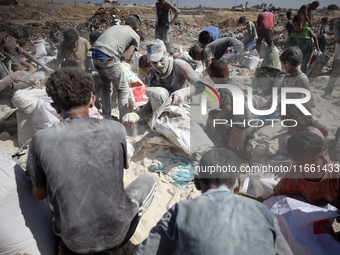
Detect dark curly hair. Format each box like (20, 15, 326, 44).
(46, 68, 94, 111)
(0, 20, 23, 39)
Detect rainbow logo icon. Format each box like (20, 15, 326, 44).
(199, 84, 222, 107)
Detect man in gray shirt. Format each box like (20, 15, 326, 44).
(92, 14, 143, 120)
(134, 148, 292, 255)
(26, 67, 157, 254)
(189, 37, 244, 69)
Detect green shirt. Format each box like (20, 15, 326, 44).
(247, 21, 258, 40)
(290, 27, 315, 39)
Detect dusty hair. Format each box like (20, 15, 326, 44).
(198, 148, 240, 188)
(287, 131, 327, 161)
(189, 44, 203, 59)
(280, 46, 303, 66)
(125, 14, 142, 30)
(46, 68, 94, 111)
(63, 27, 79, 43)
(0, 20, 23, 39)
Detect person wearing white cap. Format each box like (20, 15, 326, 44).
(122, 39, 204, 125)
(91, 14, 143, 121)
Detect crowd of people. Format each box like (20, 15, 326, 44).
(1, 0, 340, 254)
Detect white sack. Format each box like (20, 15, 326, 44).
(150, 97, 214, 154)
(11, 88, 48, 115)
(264, 195, 340, 255)
(32, 97, 61, 131)
(0, 152, 56, 255)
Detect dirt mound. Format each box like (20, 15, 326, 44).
(77, 7, 130, 32)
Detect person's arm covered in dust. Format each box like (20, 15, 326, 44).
(122, 45, 137, 62)
(20, 58, 35, 74)
(0, 71, 30, 92)
(166, 1, 180, 26)
(171, 60, 205, 105)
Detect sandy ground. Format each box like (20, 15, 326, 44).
(1, 2, 340, 254)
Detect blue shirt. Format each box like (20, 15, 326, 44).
(203, 26, 221, 42)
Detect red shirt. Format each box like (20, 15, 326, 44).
(257, 12, 275, 30)
(274, 164, 340, 209)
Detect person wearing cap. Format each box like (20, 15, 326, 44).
(155, 0, 180, 43)
(188, 37, 244, 70)
(53, 27, 91, 69)
(92, 14, 143, 120)
(133, 148, 293, 255)
(255, 8, 275, 53)
(122, 39, 204, 125)
(297, 1, 320, 27)
(198, 26, 221, 46)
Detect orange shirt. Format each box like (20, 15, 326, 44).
(274, 164, 340, 209)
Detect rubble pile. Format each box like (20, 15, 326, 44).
(76, 7, 131, 32)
